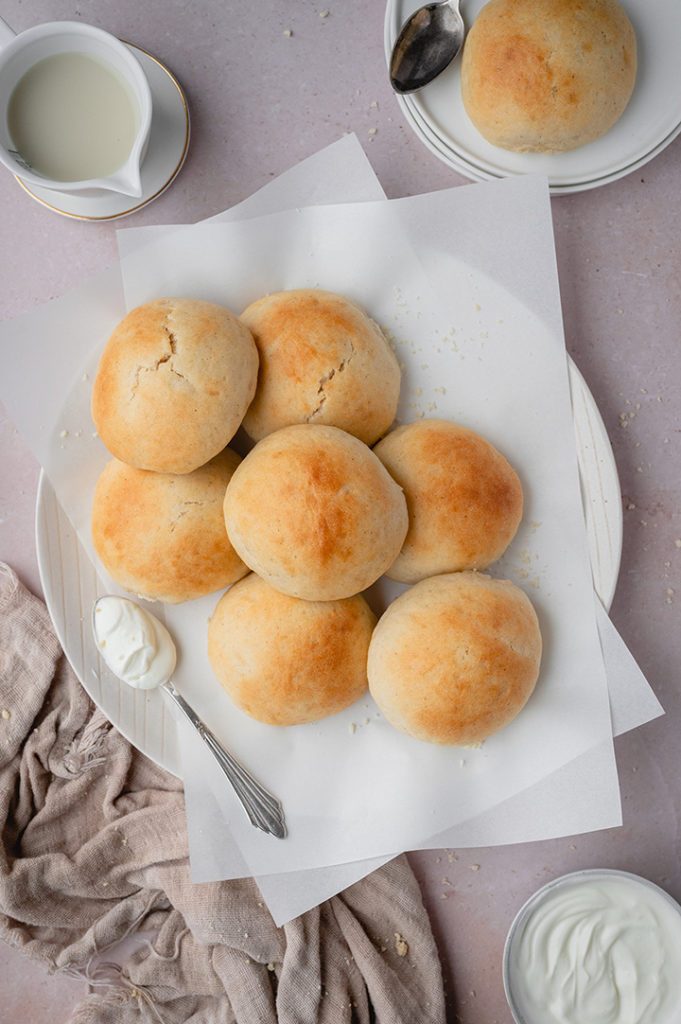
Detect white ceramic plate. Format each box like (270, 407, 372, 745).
(35, 357, 622, 779)
(385, 0, 681, 193)
(15, 43, 190, 220)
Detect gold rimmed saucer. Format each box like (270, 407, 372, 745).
(15, 42, 190, 221)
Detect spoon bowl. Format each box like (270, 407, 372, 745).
(92, 595, 287, 839)
(390, 0, 465, 94)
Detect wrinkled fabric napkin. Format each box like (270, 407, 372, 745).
(0, 563, 446, 1024)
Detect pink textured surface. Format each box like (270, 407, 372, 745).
(1, 3, 680, 1022)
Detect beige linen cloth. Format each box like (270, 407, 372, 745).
(0, 563, 446, 1024)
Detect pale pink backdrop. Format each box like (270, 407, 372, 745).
(1, 2, 680, 1021)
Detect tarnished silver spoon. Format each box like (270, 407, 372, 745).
(390, 0, 465, 94)
(92, 595, 287, 839)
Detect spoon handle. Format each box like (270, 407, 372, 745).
(162, 680, 287, 839)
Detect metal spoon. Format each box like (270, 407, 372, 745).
(92, 595, 287, 839)
(390, 0, 465, 94)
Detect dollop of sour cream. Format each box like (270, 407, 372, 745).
(93, 596, 176, 690)
(508, 874, 681, 1024)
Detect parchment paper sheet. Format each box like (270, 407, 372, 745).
(0, 136, 662, 925)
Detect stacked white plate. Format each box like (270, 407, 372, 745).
(385, 0, 681, 194)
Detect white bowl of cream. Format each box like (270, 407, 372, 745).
(503, 869, 681, 1024)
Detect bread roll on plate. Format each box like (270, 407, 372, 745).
(367, 571, 542, 746)
(461, 0, 637, 153)
(223, 423, 409, 601)
(373, 418, 523, 583)
(92, 449, 248, 604)
(208, 573, 375, 726)
(92, 297, 259, 475)
(240, 289, 400, 445)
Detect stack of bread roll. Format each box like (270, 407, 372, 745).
(91, 288, 541, 745)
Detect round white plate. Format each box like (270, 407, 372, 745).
(15, 43, 190, 220)
(35, 359, 622, 779)
(385, 0, 681, 194)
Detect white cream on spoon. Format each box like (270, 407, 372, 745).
(92, 596, 287, 839)
(93, 594, 176, 690)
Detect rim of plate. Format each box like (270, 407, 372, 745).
(385, 0, 681, 194)
(399, 90, 681, 194)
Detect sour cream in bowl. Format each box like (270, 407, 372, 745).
(503, 869, 681, 1024)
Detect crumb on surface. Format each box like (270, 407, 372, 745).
(394, 932, 409, 957)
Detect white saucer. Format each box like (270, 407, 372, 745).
(385, 0, 681, 194)
(15, 43, 190, 220)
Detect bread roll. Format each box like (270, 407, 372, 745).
(223, 423, 409, 601)
(240, 289, 400, 445)
(91, 297, 259, 474)
(92, 450, 248, 603)
(208, 573, 375, 725)
(373, 418, 523, 583)
(461, 0, 637, 153)
(367, 572, 542, 746)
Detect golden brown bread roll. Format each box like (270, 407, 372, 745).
(240, 289, 400, 445)
(223, 423, 409, 601)
(460, 0, 637, 153)
(367, 571, 542, 746)
(373, 418, 523, 583)
(91, 297, 259, 475)
(207, 573, 376, 725)
(92, 450, 248, 603)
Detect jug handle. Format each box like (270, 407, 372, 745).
(0, 17, 16, 49)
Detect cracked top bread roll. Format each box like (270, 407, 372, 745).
(92, 449, 248, 604)
(373, 418, 523, 584)
(91, 297, 259, 475)
(223, 424, 409, 601)
(461, 0, 637, 153)
(367, 572, 542, 746)
(207, 573, 375, 726)
(239, 289, 400, 446)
